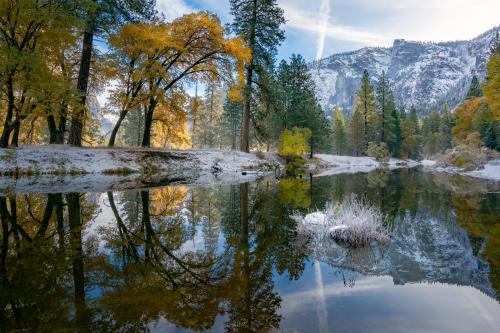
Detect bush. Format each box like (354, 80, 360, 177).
(292, 195, 389, 247)
(367, 142, 390, 162)
(435, 141, 487, 171)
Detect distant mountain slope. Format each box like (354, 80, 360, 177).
(310, 27, 498, 117)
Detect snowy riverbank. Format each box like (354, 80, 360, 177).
(422, 158, 500, 182)
(314, 154, 419, 176)
(0, 146, 498, 195)
(0, 145, 279, 176)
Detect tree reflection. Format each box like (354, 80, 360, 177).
(0, 170, 498, 332)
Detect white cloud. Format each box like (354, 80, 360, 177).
(281, 2, 391, 46)
(156, 0, 194, 21)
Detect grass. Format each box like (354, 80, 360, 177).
(292, 195, 389, 247)
(102, 167, 136, 176)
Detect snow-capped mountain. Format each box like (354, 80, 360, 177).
(310, 27, 498, 117)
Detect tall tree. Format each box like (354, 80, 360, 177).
(221, 96, 243, 150)
(376, 71, 396, 145)
(67, 0, 156, 146)
(332, 106, 347, 155)
(353, 70, 377, 154)
(388, 108, 403, 157)
(439, 102, 455, 151)
(349, 109, 365, 156)
(229, 0, 286, 152)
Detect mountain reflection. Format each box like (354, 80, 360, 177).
(0, 169, 499, 332)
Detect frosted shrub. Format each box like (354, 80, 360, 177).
(292, 195, 389, 247)
(367, 142, 390, 162)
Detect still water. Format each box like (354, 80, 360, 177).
(0, 168, 499, 332)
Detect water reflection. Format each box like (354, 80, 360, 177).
(0, 169, 499, 332)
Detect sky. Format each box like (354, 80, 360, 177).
(156, 0, 500, 62)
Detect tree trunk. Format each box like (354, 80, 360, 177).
(142, 98, 156, 148)
(48, 102, 67, 144)
(66, 193, 89, 332)
(108, 109, 128, 147)
(240, 65, 253, 153)
(240, 1, 257, 153)
(0, 75, 15, 147)
(68, 29, 94, 146)
(10, 121, 20, 147)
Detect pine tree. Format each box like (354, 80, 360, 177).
(388, 108, 403, 157)
(422, 110, 442, 155)
(439, 102, 455, 151)
(353, 70, 377, 154)
(221, 96, 243, 150)
(229, 0, 286, 152)
(376, 71, 397, 145)
(349, 109, 365, 156)
(490, 30, 500, 55)
(401, 106, 422, 159)
(332, 106, 347, 155)
(466, 75, 483, 98)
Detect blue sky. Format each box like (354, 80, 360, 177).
(156, 0, 500, 62)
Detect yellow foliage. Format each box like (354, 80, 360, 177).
(279, 178, 311, 209)
(150, 186, 188, 216)
(279, 127, 311, 157)
(152, 92, 192, 149)
(482, 54, 500, 120)
(452, 97, 487, 142)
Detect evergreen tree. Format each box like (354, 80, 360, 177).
(257, 54, 329, 156)
(221, 96, 243, 150)
(376, 71, 395, 144)
(332, 106, 347, 155)
(439, 102, 455, 151)
(490, 30, 500, 55)
(466, 75, 483, 98)
(422, 110, 442, 155)
(401, 106, 422, 159)
(353, 70, 377, 154)
(388, 108, 403, 157)
(229, 0, 286, 152)
(349, 109, 365, 156)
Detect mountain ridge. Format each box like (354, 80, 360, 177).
(310, 26, 499, 117)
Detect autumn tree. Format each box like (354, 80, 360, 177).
(0, 0, 78, 147)
(67, 0, 156, 146)
(229, 0, 286, 152)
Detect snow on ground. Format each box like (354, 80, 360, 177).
(465, 159, 500, 181)
(423, 158, 500, 182)
(0, 145, 275, 175)
(421, 159, 437, 167)
(314, 154, 418, 176)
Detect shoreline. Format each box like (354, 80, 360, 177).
(0, 146, 498, 195)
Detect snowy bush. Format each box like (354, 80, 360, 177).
(292, 195, 389, 247)
(367, 142, 390, 162)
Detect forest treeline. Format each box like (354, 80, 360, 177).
(0, 0, 499, 162)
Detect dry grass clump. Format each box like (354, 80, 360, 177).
(292, 195, 389, 247)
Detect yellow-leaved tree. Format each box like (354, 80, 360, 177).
(106, 12, 250, 148)
(279, 127, 311, 175)
(482, 54, 500, 121)
(279, 127, 311, 157)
